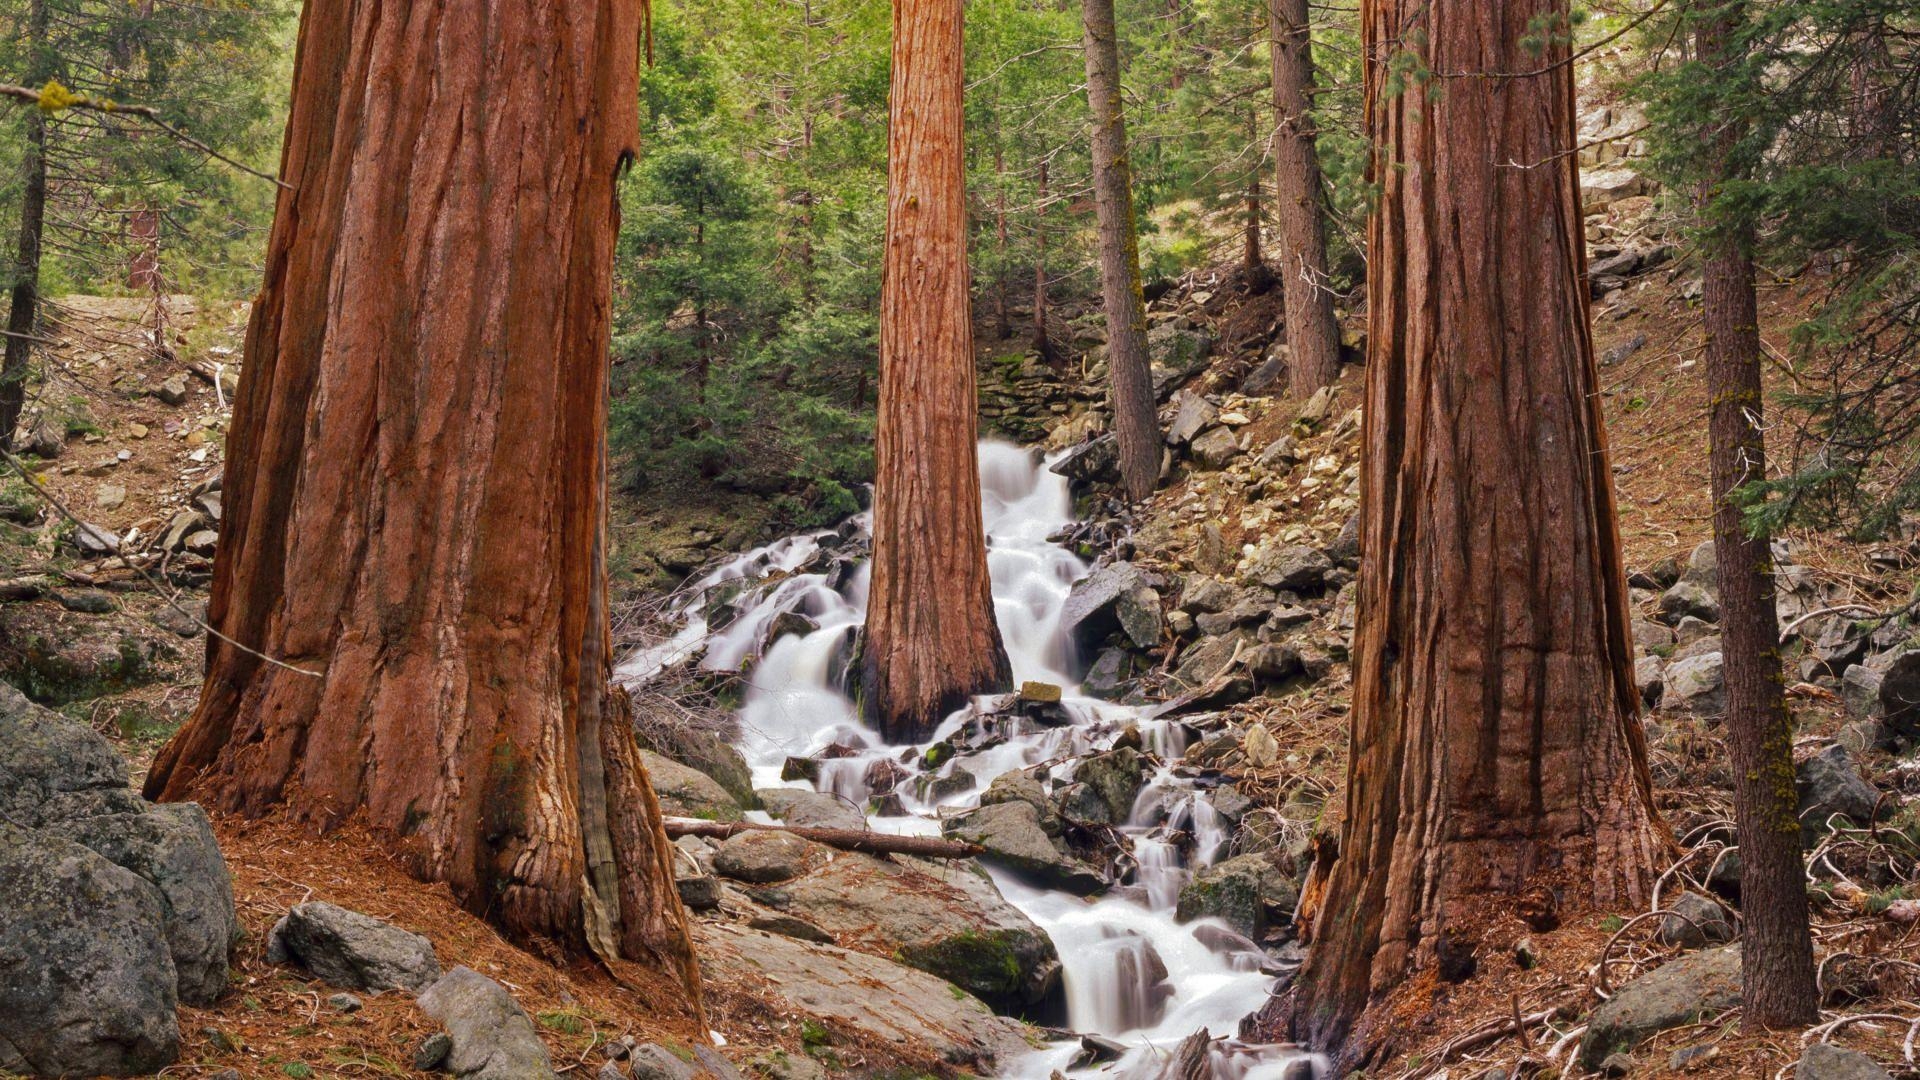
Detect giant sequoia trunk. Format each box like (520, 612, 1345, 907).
(143, 0, 702, 1011)
(1268, 0, 1340, 398)
(1081, 0, 1160, 504)
(0, 0, 49, 453)
(1269, 0, 1664, 1064)
(862, 0, 1011, 744)
(1695, 8, 1819, 1030)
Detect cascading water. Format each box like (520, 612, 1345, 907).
(618, 442, 1322, 1079)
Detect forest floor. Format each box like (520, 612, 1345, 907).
(5, 211, 1920, 1079)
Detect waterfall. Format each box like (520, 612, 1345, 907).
(621, 441, 1323, 1079)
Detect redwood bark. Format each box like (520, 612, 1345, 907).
(1696, 7, 1819, 1029)
(1268, 0, 1340, 398)
(1269, 1, 1665, 1065)
(1081, 0, 1160, 504)
(862, 0, 1011, 744)
(142, 0, 701, 1011)
(0, 0, 49, 453)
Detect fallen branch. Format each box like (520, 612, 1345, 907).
(661, 817, 983, 860)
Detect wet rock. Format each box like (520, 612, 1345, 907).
(642, 750, 744, 822)
(942, 801, 1105, 895)
(0, 822, 181, 1077)
(1661, 653, 1726, 716)
(1072, 748, 1145, 824)
(693, 923, 1030, 1070)
(770, 852, 1062, 1015)
(1175, 853, 1299, 939)
(764, 610, 818, 647)
(417, 966, 557, 1080)
(1579, 946, 1741, 1070)
(266, 901, 441, 992)
(1243, 542, 1331, 593)
(1798, 745, 1883, 841)
(712, 830, 825, 884)
(1084, 648, 1138, 701)
(1796, 1043, 1891, 1080)
(1657, 893, 1734, 950)
(758, 789, 866, 831)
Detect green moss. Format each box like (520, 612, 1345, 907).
(898, 929, 1025, 998)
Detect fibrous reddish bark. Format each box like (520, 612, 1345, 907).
(143, 0, 701, 1011)
(862, 0, 1011, 744)
(1268, 0, 1339, 397)
(1267, 1, 1665, 1065)
(1695, 6, 1818, 1030)
(1081, 0, 1160, 504)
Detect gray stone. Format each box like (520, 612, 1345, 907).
(1175, 853, 1298, 939)
(1579, 946, 1741, 1070)
(1662, 653, 1726, 716)
(0, 822, 181, 1077)
(1051, 434, 1120, 489)
(1072, 748, 1145, 824)
(266, 901, 441, 992)
(1635, 656, 1666, 707)
(1061, 562, 1161, 652)
(1798, 745, 1883, 839)
(69, 521, 120, 554)
(1660, 580, 1721, 624)
(1244, 542, 1331, 593)
(155, 374, 190, 405)
(1189, 426, 1242, 469)
(414, 1032, 455, 1071)
(943, 800, 1105, 895)
(1657, 893, 1734, 950)
(747, 1049, 830, 1080)
(643, 750, 744, 822)
(747, 913, 837, 945)
(1180, 575, 1236, 614)
(1167, 392, 1218, 446)
(417, 966, 557, 1079)
(1684, 540, 1718, 587)
(757, 788, 866, 831)
(1632, 619, 1676, 654)
(693, 923, 1029, 1070)
(1673, 634, 1722, 661)
(0, 682, 130, 821)
(328, 992, 363, 1013)
(712, 829, 824, 884)
(1797, 1042, 1892, 1080)
(1880, 651, 1920, 743)
(676, 876, 723, 911)
(1843, 664, 1886, 721)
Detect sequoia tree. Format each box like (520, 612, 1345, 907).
(861, 0, 1012, 743)
(143, 0, 702, 1010)
(1081, 0, 1161, 503)
(1269, 0, 1665, 1063)
(1692, 2, 1819, 1027)
(1268, 0, 1341, 397)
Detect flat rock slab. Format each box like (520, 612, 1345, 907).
(1798, 1042, 1892, 1080)
(694, 923, 1031, 1070)
(268, 901, 442, 992)
(1580, 946, 1741, 1070)
(417, 966, 557, 1079)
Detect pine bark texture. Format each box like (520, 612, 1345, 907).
(1271, 1, 1665, 1064)
(863, 0, 1011, 744)
(1081, 0, 1161, 505)
(1696, 7, 1820, 1029)
(142, 0, 701, 1010)
(0, 0, 49, 453)
(1268, 0, 1340, 398)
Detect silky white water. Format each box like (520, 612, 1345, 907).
(618, 441, 1321, 1079)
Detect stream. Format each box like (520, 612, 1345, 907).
(618, 442, 1321, 1079)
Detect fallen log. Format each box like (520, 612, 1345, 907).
(662, 817, 983, 859)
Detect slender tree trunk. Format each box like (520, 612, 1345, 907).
(1696, 7, 1819, 1030)
(1032, 158, 1055, 363)
(994, 143, 1013, 341)
(1267, 1, 1665, 1066)
(1269, 0, 1340, 398)
(1081, 0, 1160, 504)
(0, 0, 50, 453)
(862, 0, 1011, 744)
(1242, 109, 1273, 294)
(143, 0, 702, 1011)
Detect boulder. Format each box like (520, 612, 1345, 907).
(767, 852, 1062, 1015)
(693, 923, 1029, 1070)
(266, 901, 441, 992)
(1243, 542, 1331, 593)
(1189, 426, 1242, 469)
(758, 788, 866, 831)
(1180, 575, 1237, 615)
(1175, 853, 1299, 939)
(1659, 580, 1721, 624)
(0, 823, 181, 1078)
(1880, 651, 1920, 742)
(1635, 656, 1666, 708)
(1167, 393, 1219, 447)
(1798, 745, 1883, 840)
(712, 829, 825, 884)
(1657, 893, 1734, 950)
(643, 750, 745, 822)
(942, 801, 1105, 895)
(1661, 653, 1726, 716)
(1061, 562, 1161, 652)
(1579, 946, 1741, 1070)
(1842, 665, 1885, 722)
(1051, 435, 1120, 491)
(1797, 1043, 1892, 1080)
(1071, 748, 1146, 824)
(417, 966, 557, 1080)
